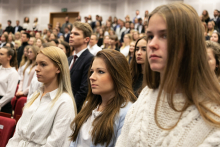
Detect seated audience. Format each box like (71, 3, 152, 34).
(206, 41, 220, 80)
(13, 20, 23, 34)
(17, 45, 30, 80)
(5, 20, 14, 34)
(70, 49, 136, 147)
(116, 3, 220, 147)
(17, 33, 30, 67)
(14, 40, 21, 50)
(126, 41, 135, 63)
(23, 17, 30, 31)
(28, 37, 36, 45)
(0, 34, 8, 48)
(8, 34, 15, 45)
(202, 10, 210, 24)
(16, 46, 39, 97)
(210, 31, 220, 44)
(101, 35, 110, 49)
(88, 34, 102, 56)
(109, 35, 119, 51)
(58, 40, 72, 57)
(207, 21, 216, 36)
(15, 32, 21, 41)
(32, 17, 38, 31)
(35, 32, 41, 39)
(120, 34, 131, 57)
(0, 46, 19, 114)
(36, 38, 45, 48)
(7, 46, 76, 147)
(64, 27, 70, 43)
(130, 37, 146, 97)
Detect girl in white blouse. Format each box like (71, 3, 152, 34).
(32, 17, 38, 31)
(17, 45, 30, 80)
(23, 17, 30, 31)
(116, 3, 220, 147)
(70, 49, 136, 147)
(7, 46, 77, 147)
(16, 46, 39, 97)
(0, 46, 19, 114)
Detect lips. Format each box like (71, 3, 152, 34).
(91, 84, 98, 87)
(137, 57, 142, 60)
(150, 54, 161, 59)
(36, 74, 41, 78)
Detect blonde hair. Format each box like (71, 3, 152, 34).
(23, 46, 39, 75)
(120, 34, 132, 49)
(145, 2, 220, 130)
(30, 37, 36, 45)
(206, 41, 220, 79)
(0, 23, 2, 29)
(14, 40, 21, 48)
(24, 47, 77, 114)
(20, 45, 31, 67)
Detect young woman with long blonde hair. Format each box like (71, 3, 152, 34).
(7, 46, 76, 147)
(116, 3, 220, 147)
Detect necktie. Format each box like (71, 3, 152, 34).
(70, 55, 78, 70)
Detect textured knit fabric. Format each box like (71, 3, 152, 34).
(116, 86, 220, 147)
(6, 86, 75, 147)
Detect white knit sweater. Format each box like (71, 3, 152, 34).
(116, 86, 220, 147)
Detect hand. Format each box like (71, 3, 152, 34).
(16, 91, 24, 97)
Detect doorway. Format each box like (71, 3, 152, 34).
(49, 12, 79, 29)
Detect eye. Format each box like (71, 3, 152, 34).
(98, 70, 105, 74)
(90, 70, 94, 75)
(135, 47, 139, 51)
(147, 35, 153, 40)
(161, 34, 167, 39)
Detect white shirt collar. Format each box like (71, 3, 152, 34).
(38, 85, 58, 100)
(73, 47, 87, 58)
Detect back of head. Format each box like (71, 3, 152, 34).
(72, 21, 93, 38)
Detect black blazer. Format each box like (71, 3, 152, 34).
(64, 33, 70, 43)
(68, 49, 94, 113)
(120, 29, 130, 43)
(13, 26, 23, 34)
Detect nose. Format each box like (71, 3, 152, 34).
(148, 36, 159, 50)
(35, 64, 40, 72)
(89, 71, 96, 81)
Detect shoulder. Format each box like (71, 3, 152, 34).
(9, 67, 19, 76)
(118, 102, 133, 119)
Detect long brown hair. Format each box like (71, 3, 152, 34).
(144, 2, 220, 130)
(70, 49, 136, 146)
(130, 36, 147, 86)
(20, 45, 31, 67)
(1, 46, 18, 70)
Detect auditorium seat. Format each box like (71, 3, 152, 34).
(14, 97, 27, 120)
(0, 116, 16, 147)
(0, 112, 11, 118)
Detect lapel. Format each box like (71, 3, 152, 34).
(68, 55, 74, 65)
(70, 49, 89, 73)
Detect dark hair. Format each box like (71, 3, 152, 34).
(70, 49, 136, 146)
(130, 36, 147, 95)
(59, 40, 71, 57)
(4, 43, 14, 48)
(212, 32, 220, 44)
(51, 39, 59, 45)
(24, 17, 29, 23)
(23, 32, 30, 39)
(7, 20, 11, 24)
(1, 46, 18, 69)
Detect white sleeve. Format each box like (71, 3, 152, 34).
(40, 99, 76, 147)
(0, 72, 19, 108)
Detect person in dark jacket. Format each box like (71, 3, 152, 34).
(5, 20, 14, 34)
(17, 33, 30, 67)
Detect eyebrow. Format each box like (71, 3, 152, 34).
(146, 29, 167, 34)
(36, 61, 47, 64)
(90, 68, 106, 70)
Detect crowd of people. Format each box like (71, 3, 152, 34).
(0, 2, 220, 147)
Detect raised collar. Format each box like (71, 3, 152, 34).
(38, 85, 58, 100)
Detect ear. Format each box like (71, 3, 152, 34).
(56, 67, 61, 74)
(7, 55, 12, 61)
(84, 37, 90, 44)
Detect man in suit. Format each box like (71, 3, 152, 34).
(14, 20, 23, 34)
(61, 16, 73, 34)
(64, 27, 70, 43)
(120, 22, 131, 43)
(17, 33, 30, 67)
(211, 9, 220, 32)
(68, 21, 94, 113)
(5, 20, 14, 34)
